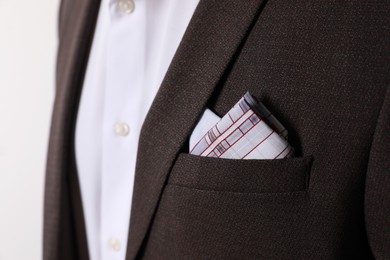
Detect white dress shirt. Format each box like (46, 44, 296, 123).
(75, 0, 199, 259)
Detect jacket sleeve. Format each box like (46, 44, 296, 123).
(365, 85, 390, 258)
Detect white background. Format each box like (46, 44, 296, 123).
(0, 0, 60, 259)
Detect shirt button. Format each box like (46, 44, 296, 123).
(118, 0, 135, 14)
(108, 238, 121, 252)
(114, 122, 130, 136)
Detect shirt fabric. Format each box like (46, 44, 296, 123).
(74, 0, 199, 259)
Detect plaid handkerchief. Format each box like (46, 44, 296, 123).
(190, 92, 294, 160)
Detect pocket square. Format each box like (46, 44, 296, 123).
(190, 92, 294, 160)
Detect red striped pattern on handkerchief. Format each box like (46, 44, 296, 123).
(190, 92, 293, 160)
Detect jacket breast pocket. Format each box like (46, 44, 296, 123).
(143, 154, 314, 259)
(167, 153, 313, 193)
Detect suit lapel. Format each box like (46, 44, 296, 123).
(44, 0, 100, 259)
(126, 0, 268, 258)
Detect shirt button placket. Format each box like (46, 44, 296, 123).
(114, 122, 130, 136)
(118, 0, 135, 14)
(108, 238, 121, 252)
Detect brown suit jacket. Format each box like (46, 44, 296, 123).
(44, 0, 390, 259)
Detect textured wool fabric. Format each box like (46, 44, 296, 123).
(365, 86, 390, 258)
(44, 0, 389, 259)
(168, 154, 312, 193)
